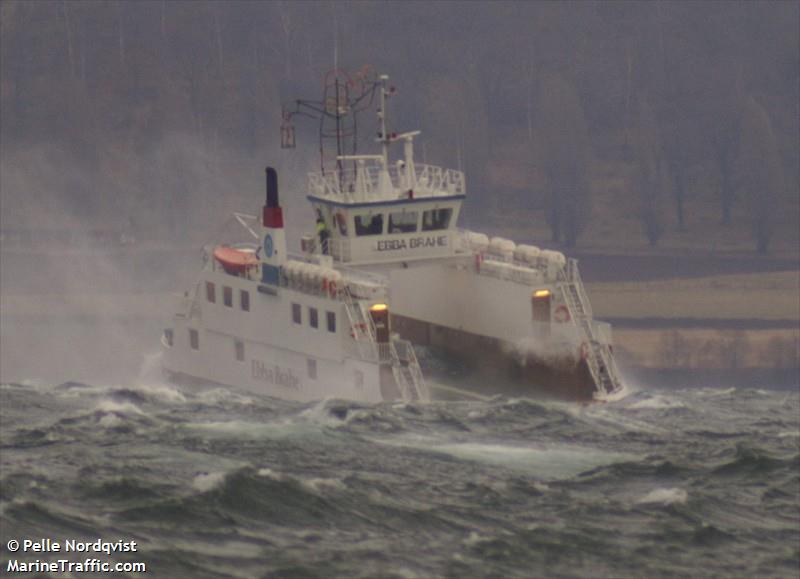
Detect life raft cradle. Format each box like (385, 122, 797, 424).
(559, 258, 623, 398)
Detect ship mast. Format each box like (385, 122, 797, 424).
(378, 74, 389, 169)
(281, 67, 383, 177)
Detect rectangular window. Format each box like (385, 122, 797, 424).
(354, 214, 384, 236)
(292, 303, 302, 325)
(240, 290, 250, 312)
(307, 358, 317, 380)
(163, 328, 173, 347)
(189, 329, 199, 350)
(234, 339, 245, 362)
(422, 208, 452, 231)
(206, 281, 216, 303)
(309, 307, 319, 329)
(326, 311, 336, 333)
(388, 211, 418, 233)
(223, 286, 233, 307)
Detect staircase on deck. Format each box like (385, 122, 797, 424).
(341, 288, 429, 402)
(560, 259, 623, 398)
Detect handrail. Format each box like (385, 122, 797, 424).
(565, 259, 593, 318)
(309, 162, 465, 200)
(340, 290, 428, 401)
(560, 259, 622, 397)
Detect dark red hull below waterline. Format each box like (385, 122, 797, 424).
(392, 314, 599, 402)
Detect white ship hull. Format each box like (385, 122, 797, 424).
(162, 270, 386, 403)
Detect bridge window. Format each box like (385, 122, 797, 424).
(355, 214, 384, 236)
(309, 307, 319, 329)
(206, 282, 216, 303)
(292, 303, 302, 325)
(189, 329, 199, 350)
(307, 358, 317, 379)
(326, 311, 336, 333)
(422, 208, 452, 231)
(163, 328, 173, 347)
(223, 286, 233, 307)
(388, 211, 418, 233)
(240, 290, 250, 312)
(234, 339, 245, 362)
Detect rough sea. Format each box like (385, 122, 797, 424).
(1, 369, 798, 579)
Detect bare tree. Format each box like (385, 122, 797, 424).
(115, 0, 125, 68)
(736, 96, 784, 253)
(534, 72, 591, 247)
(634, 95, 667, 246)
(60, 0, 76, 78)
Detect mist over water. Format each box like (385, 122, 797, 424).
(1, 377, 798, 578)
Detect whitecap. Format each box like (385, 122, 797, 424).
(184, 417, 329, 441)
(256, 468, 282, 480)
(94, 399, 144, 416)
(98, 413, 123, 428)
(256, 468, 345, 494)
(197, 388, 256, 406)
(778, 431, 800, 438)
(601, 382, 634, 403)
(636, 487, 688, 506)
(192, 471, 227, 492)
(127, 381, 186, 403)
(700, 387, 737, 397)
(628, 395, 685, 410)
(300, 477, 346, 494)
(371, 434, 633, 480)
(463, 531, 490, 547)
(298, 398, 346, 427)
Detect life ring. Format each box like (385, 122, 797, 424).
(350, 322, 367, 338)
(579, 342, 590, 360)
(554, 305, 571, 323)
(328, 280, 338, 299)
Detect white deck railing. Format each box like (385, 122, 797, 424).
(309, 162, 465, 201)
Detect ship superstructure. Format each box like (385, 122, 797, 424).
(162, 164, 428, 402)
(162, 69, 623, 402)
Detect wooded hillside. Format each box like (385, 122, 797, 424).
(1, 1, 797, 253)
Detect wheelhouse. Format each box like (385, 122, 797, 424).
(308, 193, 464, 265)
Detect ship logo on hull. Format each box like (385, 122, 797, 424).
(251, 360, 300, 389)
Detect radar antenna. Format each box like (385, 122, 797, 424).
(281, 66, 390, 177)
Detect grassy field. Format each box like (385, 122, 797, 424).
(583, 270, 799, 372)
(586, 271, 800, 321)
(613, 327, 798, 371)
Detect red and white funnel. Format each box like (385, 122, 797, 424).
(261, 167, 286, 285)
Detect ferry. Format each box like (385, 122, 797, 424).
(161, 70, 623, 403)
